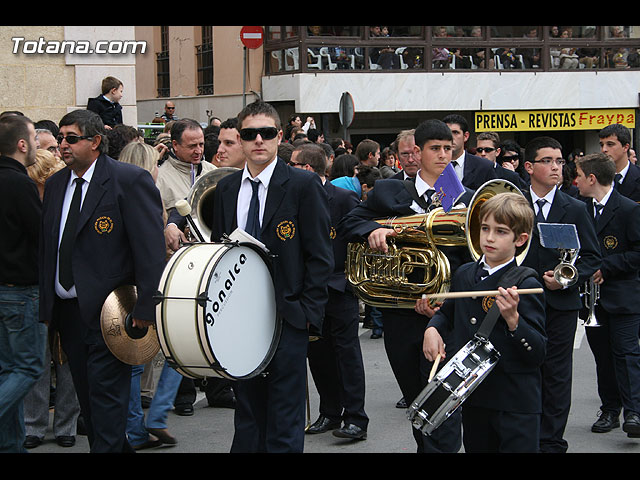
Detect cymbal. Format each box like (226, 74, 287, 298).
(100, 285, 160, 365)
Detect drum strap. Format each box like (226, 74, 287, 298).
(475, 265, 538, 341)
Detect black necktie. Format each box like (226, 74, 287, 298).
(614, 173, 622, 189)
(535, 198, 547, 223)
(59, 178, 84, 290)
(425, 188, 435, 206)
(594, 203, 604, 223)
(474, 262, 489, 283)
(245, 179, 261, 240)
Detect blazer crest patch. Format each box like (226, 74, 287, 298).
(276, 220, 296, 241)
(95, 216, 114, 235)
(603, 235, 618, 250)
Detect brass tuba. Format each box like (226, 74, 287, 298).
(345, 179, 529, 308)
(185, 167, 239, 241)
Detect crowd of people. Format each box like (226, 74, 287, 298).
(2, 73, 640, 454)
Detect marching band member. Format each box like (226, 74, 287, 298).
(521, 136, 601, 453)
(574, 152, 640, 438)
(210, 100, 333, 453)
(38, 109, 165, 452)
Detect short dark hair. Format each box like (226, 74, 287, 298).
(576, 152, 617, 186)
(204, 133, 220, 162)
(414, 119, 453, 149)
(59, 109, 108, 154)
(170, 118, 204, 144)
(0, 114, 33, 156)
(355, 139, 380, 162)
(237, 100, 281, 130)
(443, 113, 469, 133)
(524, 136, 563, 164)
(220, 117, 238, 131)
(292, 143, 326, 174)
(599, 123, 631, 147)
(101, 76, 123, 95)
(356, 165, 382, 188)
(330, 153, 359, 180)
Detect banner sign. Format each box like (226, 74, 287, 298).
(475, 109, 636, 132)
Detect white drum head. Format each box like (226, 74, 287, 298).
(202, 244, 279, 379)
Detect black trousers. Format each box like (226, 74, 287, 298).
(307, 288, 368, 429)
(381, 308, 461, 453)
(55, 297, 134, 453)
(585, 305, 640, 416)
(463, 405, 540, 453)
(230, 320, 308, 453)
(539, 307, 578, 453)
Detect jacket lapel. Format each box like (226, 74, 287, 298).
(596, 189, 619, 234)
(76, 155, 108, 234)
(261, 158, 289, 233)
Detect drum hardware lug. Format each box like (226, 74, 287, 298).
(196, 292, 209, 307)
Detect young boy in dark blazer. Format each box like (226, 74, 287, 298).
(574, 152, 640, 438)
(423, 192, 547, 453)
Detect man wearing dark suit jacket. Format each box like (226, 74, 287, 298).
(391, 129, 419, 181)
(599, 123, 640, 202)
(338, 119, 474, 453)
(574, 152, 640, 438)
(39, 110, 166, 452)
(443, 114, 497, 190)
(290, 143, 369, 440)
(209, 101, 333, 453)
(521, 136, 601, 453)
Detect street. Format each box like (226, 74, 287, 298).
(29, 324, 640, 454)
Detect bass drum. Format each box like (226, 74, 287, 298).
(156, 242, 281, 380)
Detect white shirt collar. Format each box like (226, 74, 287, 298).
(617, 161, 630, 182)
(241, 157, 278, 188)
(479, 255, 516, 276)
(595, 185, 614, 207)
(414, 170, 435, 197)
(68, 157, 98, 187)
(529, 185, 557, 205)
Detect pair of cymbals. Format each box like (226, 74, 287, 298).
(100, 285, 159, 365)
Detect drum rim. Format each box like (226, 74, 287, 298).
(201, 241, 282, 380)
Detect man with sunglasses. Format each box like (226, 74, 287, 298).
(38, 109, 166, 452)
(521, 136, 601, 453)
(476, 131, 527, 190)
(210, 100, 332, 453)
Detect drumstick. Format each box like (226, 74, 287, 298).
(421, 287, 543, 301)
(428, 353, 441, 382)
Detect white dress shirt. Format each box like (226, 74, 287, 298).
(529, 185, 557, 221)
(236, 158, 277, 232)
(55, 159, 97, 298)
(409, 171, 436, 214)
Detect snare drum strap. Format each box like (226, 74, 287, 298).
(475, 265, 538, 340)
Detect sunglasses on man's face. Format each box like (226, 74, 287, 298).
(239, 127, 279, 141)
(56, 134, 95, 145)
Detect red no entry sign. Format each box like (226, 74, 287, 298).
(240, 26, 264, 49)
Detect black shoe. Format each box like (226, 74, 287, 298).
(333, 423, 367, 440)
(591, 410, 620, 433)
(207, 387, 236, 409)
(174, 404, 194, 416)
(56, 435, 76, 447)
(133, 434, 163, 450)
(370, 332, 382, 339)
(306, 415, 341, 434)
(623, 412, 640, 437)
(396, 397, 407, 409)
(141, 396, 152, 409)
(24, 436, 43, 449)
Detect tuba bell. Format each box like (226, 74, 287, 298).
(345, 179, 529, 308)
(185, 167, 239, 241)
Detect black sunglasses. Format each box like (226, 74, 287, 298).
(475, 147, 496, 153)
(57, 134, 95, 145)
(239, 127, 279, 141)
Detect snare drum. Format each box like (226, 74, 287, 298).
(155, 242, 281, 380)
(407, 335, 500, 435)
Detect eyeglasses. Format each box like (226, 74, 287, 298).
(501, 155, 519, 162)
(56, 134, 95, 145)
(532, 158, 566, 166)
(475, 147, 496, 153)
(289, 161, 306, 167)
(239, 127, 279, 141)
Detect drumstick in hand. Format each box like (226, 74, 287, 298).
(428, 353, 442, 382)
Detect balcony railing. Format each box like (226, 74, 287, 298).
(264, 26, 640, 74)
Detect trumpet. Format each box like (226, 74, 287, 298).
(579, 278, 600, 327)
(553, 248, 579, 288)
